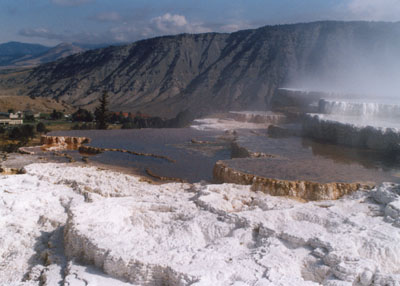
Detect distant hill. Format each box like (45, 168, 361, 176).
(0, 42, 114, 68)
(0, 42, 50, 66)
(11, 43, 85, 67)
(2, 21, 400, 117)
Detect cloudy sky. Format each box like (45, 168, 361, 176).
(1, 0, 400, 46)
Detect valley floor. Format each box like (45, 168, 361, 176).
(1, 162, 400, 286)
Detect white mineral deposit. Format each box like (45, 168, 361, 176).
(1, 163, 400, 285)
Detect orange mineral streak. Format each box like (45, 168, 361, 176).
(40, 135, 91, 151)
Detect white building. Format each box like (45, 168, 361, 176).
(0, 118, 23, 125)
(9, 112, 23, 119)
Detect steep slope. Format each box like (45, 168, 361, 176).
(15, 21, 400, 117)
(25, 33, 228, 115)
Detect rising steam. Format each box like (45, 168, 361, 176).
(288, 22, 400, 100)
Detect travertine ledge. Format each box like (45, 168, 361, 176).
(213, 160, 372, 201)
(230, 142, 274, 158)
(145, 168, 186, 183)
(78, 145, 175, 163)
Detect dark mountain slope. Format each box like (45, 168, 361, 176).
(17, 21, 400, 117)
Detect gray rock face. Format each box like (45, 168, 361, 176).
(18, 21, 400, 117)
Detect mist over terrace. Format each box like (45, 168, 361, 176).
(286, 21, 400, 102)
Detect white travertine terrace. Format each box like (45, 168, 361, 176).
(303, 98, 400, 151)
(1, 163, 400, 285)
(191, 111, 285, 131)
(303, 113, 400, 151)
(318, 99, 400, 119)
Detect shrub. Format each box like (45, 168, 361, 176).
(72, 108, 94, 122)
(51, 110, 64, 120)
(9, 126, 22, 139)
(121, 122, 135, 129)
(36, 122, 47, 133)
(9, 125, 35, 140)
(24, 115, 35, 122)
(40, 113, 50, 120)
(20, 125, 35, 138)
(71, 123, 96, 130)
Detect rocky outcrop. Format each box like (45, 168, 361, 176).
(302, 114, 400, 152)
(213, 161, 371, 201)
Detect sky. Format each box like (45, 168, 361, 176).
(1, 0, 400, 46)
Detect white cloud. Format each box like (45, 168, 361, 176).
(100, 13, 212, 42)
(150, 13, 211, 34)
(19, 27, 65, 40)
(151, 13, 188, 32)
(19, 13, 256, 45)
(346, 0, 400, 21)
(50, 0, 93, 7)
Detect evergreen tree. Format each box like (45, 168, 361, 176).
(95, 91, 109, 129)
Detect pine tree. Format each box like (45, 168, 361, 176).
(95, 91, 109, 129)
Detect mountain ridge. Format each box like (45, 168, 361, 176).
(2, 21, 400, 117)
